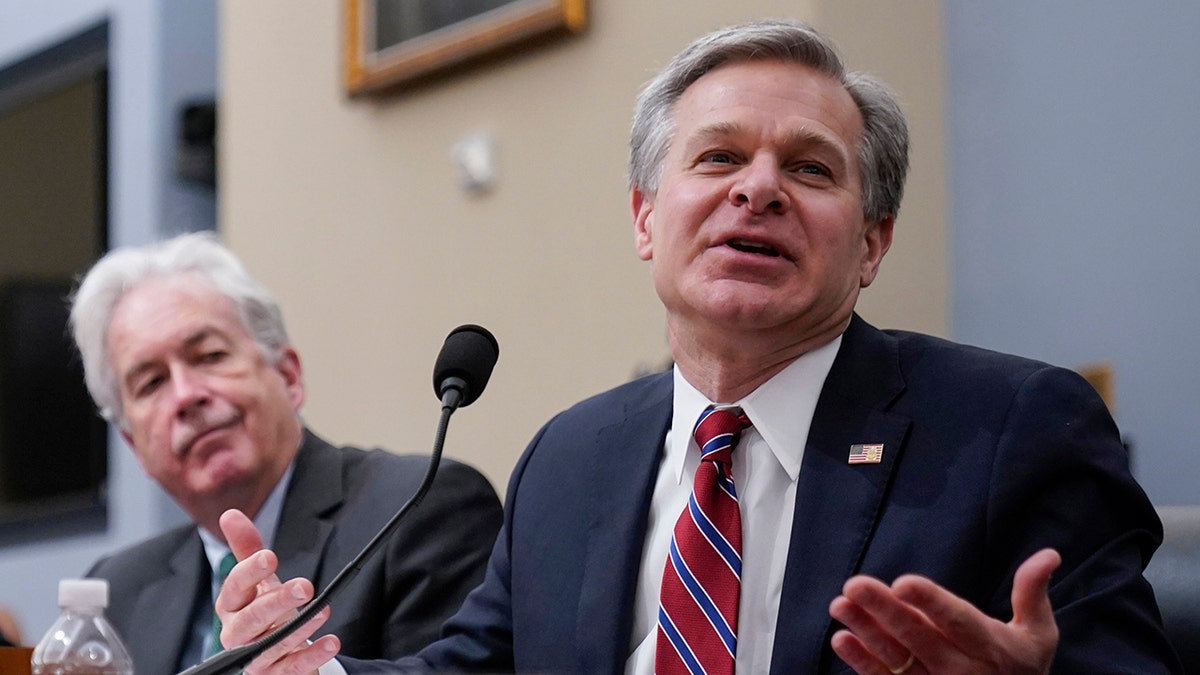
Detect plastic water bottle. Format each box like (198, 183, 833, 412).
(31, 579, 133, 675)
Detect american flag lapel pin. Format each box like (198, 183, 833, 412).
(848, 443, 884, 465)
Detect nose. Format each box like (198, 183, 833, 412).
(729, 155, 790, 214)
(170, 366, 210, 421)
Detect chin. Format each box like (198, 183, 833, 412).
(193, 456, 254, 492)
(704, 293, 796, 324)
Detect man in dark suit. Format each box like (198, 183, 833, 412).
(215, 19, 1180, 674)
(69, 233, 502, 674)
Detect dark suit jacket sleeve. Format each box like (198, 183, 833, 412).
(835, 345, 1180, 673)
(826, 323, 1181, 673)
(371, 459, 506, 659)
(985, 366, 1180, 673)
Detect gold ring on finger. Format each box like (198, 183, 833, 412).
(889, 653, 915, 674)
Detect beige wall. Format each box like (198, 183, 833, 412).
(219, 0, 947, 491)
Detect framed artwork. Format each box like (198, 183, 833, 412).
(344, 0, 587, 96)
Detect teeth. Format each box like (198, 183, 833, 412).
(728, 239, 780, 257)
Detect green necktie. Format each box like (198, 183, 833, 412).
(207, 552, 237, 657)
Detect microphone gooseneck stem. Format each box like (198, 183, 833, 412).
(440, 376, 468, 411)
(177, 403, 455, 675)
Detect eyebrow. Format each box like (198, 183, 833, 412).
(182, 327, 220, 350)
(685, 121, 853, 170)
(120, 327, 223, 391)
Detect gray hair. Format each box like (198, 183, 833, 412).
(69, 232, 290, 427)
(628, 18, 909, 222)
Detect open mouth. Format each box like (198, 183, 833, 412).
(727, 238, 781, 257)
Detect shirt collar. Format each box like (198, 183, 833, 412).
(668, 334, 842, 484)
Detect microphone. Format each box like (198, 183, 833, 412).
(433, 324, 500, 411)
(178, 324, 499, 675)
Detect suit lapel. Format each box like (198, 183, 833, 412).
(575, 373, 673, 674)
(127, 532, 207, 674)
(770, 315, 912, 674)
(273, 430, 345, 584)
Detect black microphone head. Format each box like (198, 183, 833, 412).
(433, 324, 499, 408)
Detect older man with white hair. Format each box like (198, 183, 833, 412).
(71, 232, 503, 674)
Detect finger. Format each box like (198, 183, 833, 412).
(830, 628, 881, 674)
(830, 590, 913, 669)
(215, 550, 283, 649)
(892, 572, 994, 649)
(890, 549, 1060, 654)
(842, 574, 944, 642)
(1010, 548, 1060, 635)
(831, 628, 914, 675)
(843, 574, 971, 674)
(217, 549, 282, 616)
(223, 576, 313, 647)
(221, 508, 265, 561)
(247, 634, 341, 675)
(253, 605, 333, 667)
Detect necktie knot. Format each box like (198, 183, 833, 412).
(693, 406, 751, 466)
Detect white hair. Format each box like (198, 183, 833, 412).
(69, 232, 289, 427)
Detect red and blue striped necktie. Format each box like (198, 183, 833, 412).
(656, 406, 751, 675)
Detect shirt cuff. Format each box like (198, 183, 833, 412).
(318, 657, 347, 675)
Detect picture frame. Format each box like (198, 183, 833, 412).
(343, 0, 587, 96)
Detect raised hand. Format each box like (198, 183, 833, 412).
(215, 508, 342, 675)
(829, 548, 1061, 675)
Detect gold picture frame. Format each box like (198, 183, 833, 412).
(1076, 361, 1116, 414)
(344, 0, 587, 96)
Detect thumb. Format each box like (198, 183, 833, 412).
(220, 508, 264, 562)
(1011, 548, 1061, 631)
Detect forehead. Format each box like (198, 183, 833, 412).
(672, 59, 863, 152)
(107, 275, 246, 365)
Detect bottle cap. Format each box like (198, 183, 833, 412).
(58, 579, 109, 608)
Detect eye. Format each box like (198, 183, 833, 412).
(133, 374, 165, 398)
(699, 150, 737, 165)
(792, 162, 832, 178)
(199, 350, 228, 364)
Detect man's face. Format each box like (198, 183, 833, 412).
(633, 60, 892, 343)
(106, 274, 304, 520)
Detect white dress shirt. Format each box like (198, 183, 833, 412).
(625, 336, 841, 674)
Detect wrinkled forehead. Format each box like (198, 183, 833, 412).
(672, 59, 863, 157)
(107, 275, 243, 362)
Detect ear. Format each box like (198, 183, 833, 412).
(632, 188, 655, 261)
(859, 215, 895, 288)
(275, 346, 306, 410)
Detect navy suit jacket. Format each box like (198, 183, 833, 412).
(88, 430, 502, 674)
(345, 316, 1180, 674)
